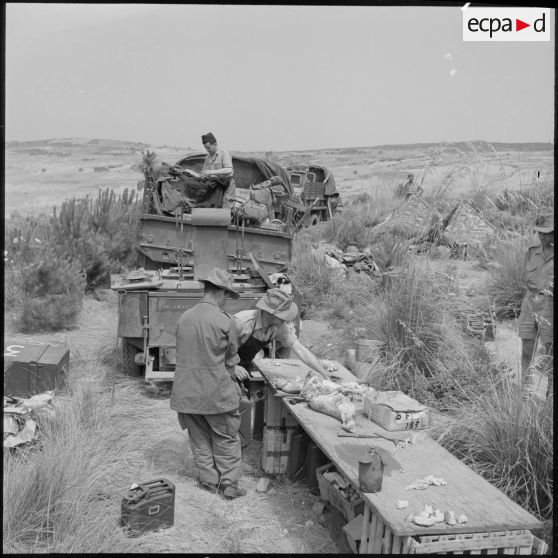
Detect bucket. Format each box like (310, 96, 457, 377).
(355, 340, 383, 364)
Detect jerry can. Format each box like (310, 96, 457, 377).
(120, 478, 175, 536)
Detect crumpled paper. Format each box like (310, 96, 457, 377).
(3, 391, 54, 448)
(405, 475, 447, 490)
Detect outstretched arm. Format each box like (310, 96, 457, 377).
(289, 339, 329, 378)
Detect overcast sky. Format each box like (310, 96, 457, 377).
(5, 4, 555, 151)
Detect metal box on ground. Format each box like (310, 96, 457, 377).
(316, 463, 365, 522)
(261, 426, 296, 474)
(263, 389, 298, 428)
(363, 391, 429, 432)
(120, 478, 175, 537)
(4, 343, 69, 398)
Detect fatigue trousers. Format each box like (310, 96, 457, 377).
(238, 396, 252, 449)
(178, 410, 242, 488)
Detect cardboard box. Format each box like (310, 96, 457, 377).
(363, 391, 429, 432)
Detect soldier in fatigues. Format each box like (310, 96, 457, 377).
(518, 214, 553, 398)
(233, 289, 329, 450)
(170, 268, 246, 499)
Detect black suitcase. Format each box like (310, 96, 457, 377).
(120, 478, 175, 536)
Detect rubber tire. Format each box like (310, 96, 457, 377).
(121, 339, 142, 377)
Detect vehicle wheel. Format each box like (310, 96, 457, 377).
(308, 214, 320, 227)
(121, 339, 142, 377)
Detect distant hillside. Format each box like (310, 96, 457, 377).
(6, 137, 553, 156)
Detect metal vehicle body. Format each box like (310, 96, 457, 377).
(286, 164, 342, 226)
(115, 153, 298, 381)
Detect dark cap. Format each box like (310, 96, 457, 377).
(201, 132, 217, 145)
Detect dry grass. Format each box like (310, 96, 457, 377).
(3, 354, 151, 553)
(437, 378, 553, 521)
(486, 234, 531, 320)
(354, 261, 501, 410)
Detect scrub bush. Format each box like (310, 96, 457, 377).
(14, 249, 86, 332)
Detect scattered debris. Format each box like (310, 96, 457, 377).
(444, 510, 457, 525)
(408, 506, 466, 527)
(409, 505, 445, 527)
(305, 520, 314, 527)
(4, 391, 55, 449)
(405, 475, 447, 490)
(256, 478, 271, 493)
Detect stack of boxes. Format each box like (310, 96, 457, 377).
(261, 389, 298, 474)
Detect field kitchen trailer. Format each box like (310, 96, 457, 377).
(113, 153, 300, 381)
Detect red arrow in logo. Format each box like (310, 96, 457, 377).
(516, 19, 530, 31)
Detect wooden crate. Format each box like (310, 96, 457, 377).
(261, 426, 296, 474)
(263, 390, 298, 428)
(316, 463, 365, 522)
(358, 503, 546, 555)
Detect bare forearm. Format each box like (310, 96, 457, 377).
(291, 341, 328, 377)
(207, 167, 233, 177)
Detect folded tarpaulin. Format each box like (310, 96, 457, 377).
(159, 176, 226, 213)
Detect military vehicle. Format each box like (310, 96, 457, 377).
(286, 164, 342, 226)
(113, 153, 301, 381)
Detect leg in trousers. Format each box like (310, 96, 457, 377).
(238, 396, 252, 449)
(206, 409, 242, 488)
(180, 413, 220, 486)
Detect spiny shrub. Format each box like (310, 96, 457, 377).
(14, 249, 86, 332)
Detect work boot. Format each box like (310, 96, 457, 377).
(221, 485, 247, 500)
(198, 482, 220, 495)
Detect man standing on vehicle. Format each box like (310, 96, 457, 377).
(518, 214, 553, 398)
(233, 289, 330, 448)
(170, 268, 246, 499)
(199, 132, 236, 209)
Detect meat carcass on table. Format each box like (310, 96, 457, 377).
(301, 371, 375, 432)
(307, 392, 357, 432)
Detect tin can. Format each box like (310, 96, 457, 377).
(358, 448, 384, 493)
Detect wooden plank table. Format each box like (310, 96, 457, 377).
(254, 358, 543, 543)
